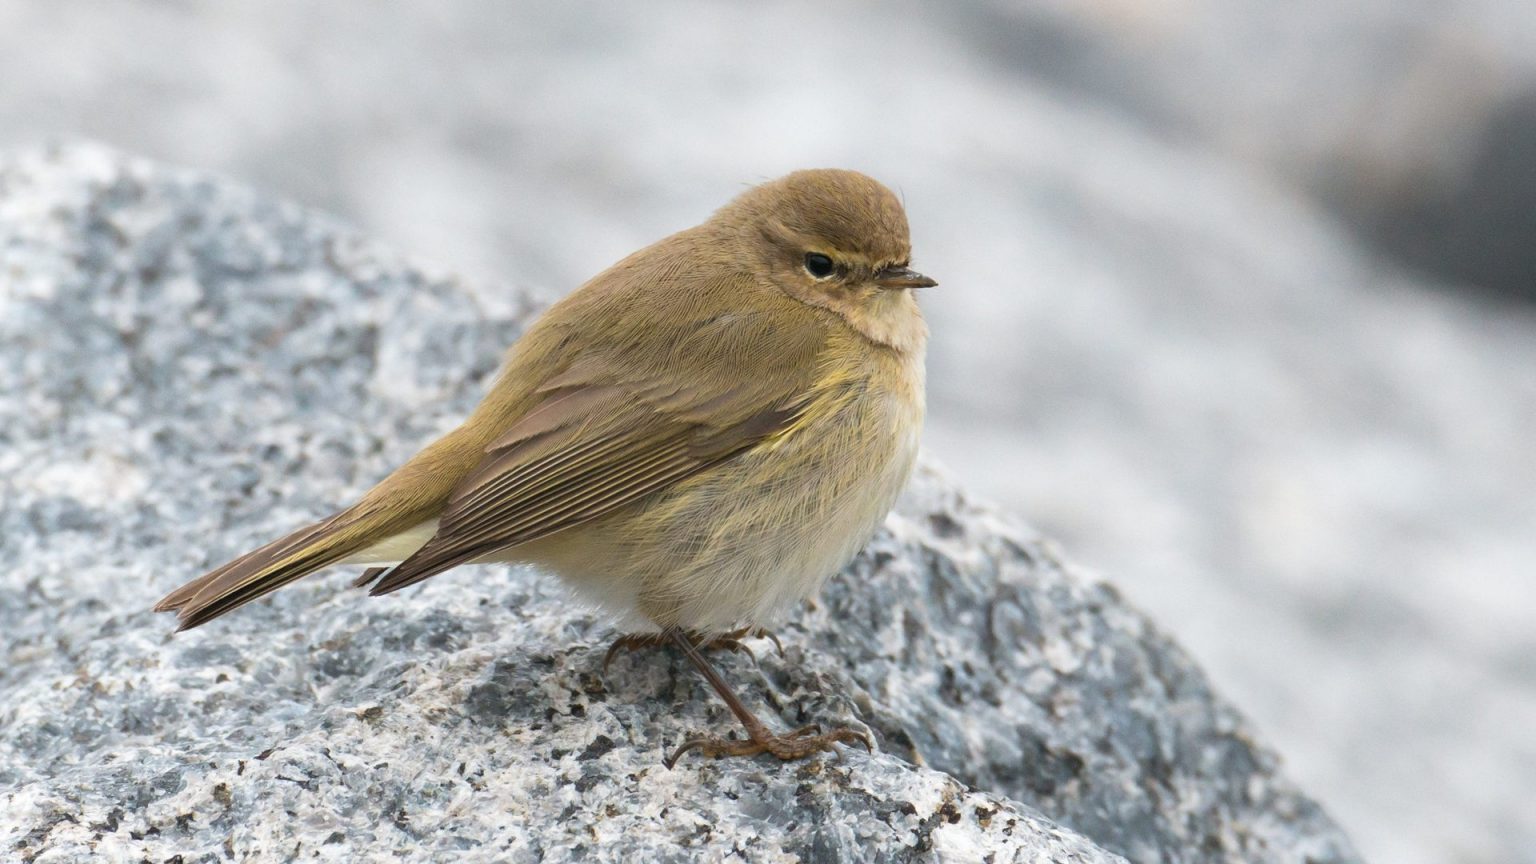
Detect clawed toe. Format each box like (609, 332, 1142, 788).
(712, 638, 756, 663)
(721, 626, 784, 659)
(833, 727, 873, 752)
(644, 626, 863, 770)
(757, 629, 785, 659)
(666, 724, 871, 767)
(602, 629, 774, 675)
(663, 736, 713, 769)
(602, 634, 663, 673)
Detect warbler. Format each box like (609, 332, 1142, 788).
(156, 169, 935, 763)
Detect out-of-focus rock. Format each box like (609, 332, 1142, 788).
(952, 0, 1536, 299)
(0, 145, 1358, 863)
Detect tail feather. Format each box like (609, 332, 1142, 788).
(350, 566, 389, 589)
(365, 535, 494, 597)
(158, 423, 489, 630)
(153, 520, 332, 614)
(156, 512, 380, 630)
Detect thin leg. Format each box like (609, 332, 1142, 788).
(663, 625, 870, 767)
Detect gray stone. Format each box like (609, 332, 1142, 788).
(0, 145, 1358, 863)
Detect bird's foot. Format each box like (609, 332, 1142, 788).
(665, 723, 871, 768)
(601, 626, 783, 673)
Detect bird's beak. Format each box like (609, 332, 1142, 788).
(874, 265, 938, 290)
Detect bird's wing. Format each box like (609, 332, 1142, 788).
(366, 310, 825, 596)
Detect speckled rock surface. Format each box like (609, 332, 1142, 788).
(0, 145, 1358, 863)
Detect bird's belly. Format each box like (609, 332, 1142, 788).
(524, 387, 922, 633)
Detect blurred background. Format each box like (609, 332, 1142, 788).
(2, 2, 1532, 861)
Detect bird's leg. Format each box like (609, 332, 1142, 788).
(601, 626, 782, 673)
(662, 625, 870, 767)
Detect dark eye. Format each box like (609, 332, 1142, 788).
(803, 252, 835, 279)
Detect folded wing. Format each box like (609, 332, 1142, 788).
(366, 350, 817, 595)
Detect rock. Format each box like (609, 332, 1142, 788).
(0, 144, 1359, 863)
(948, 0, 1536, 299)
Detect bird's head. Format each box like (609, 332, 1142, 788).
(715, 169, 934, 352)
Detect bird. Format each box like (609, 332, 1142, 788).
(155, 168, 935, 764)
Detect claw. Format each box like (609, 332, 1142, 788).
(602, 630, 765, 676)
(602, 644, 622, 674)
(602, 634, 663, 674)
(664, 738, 708, 769)
(714, 639, 757, 664)
(721, 627, 784, 659)
(758, 629, 785, 659)
(665, 724, 870, 766)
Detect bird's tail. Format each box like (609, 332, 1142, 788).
(154, 508, 398, 631)
(156, 423, 489, 630)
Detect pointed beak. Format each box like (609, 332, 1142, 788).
(874, 264, 937, 290)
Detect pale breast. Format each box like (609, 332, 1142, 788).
(737, 385, 921, 621)
(552, 342, 925, 632)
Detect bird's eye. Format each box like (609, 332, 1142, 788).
(803, 253, 835, 279)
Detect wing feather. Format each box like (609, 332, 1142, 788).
(367, 385, 809, 596)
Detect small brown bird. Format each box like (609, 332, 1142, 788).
(156, 169, 934, 764)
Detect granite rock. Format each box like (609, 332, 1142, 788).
(0, 145, 1358, 863)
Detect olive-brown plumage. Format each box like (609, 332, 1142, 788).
(155, 169, 934, 763)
